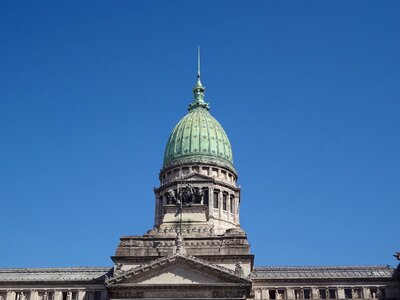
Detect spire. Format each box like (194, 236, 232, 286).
(189, 46, 210, 111)
(196, 45, 202, 87)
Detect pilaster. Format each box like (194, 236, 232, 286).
(286, 287, 294, 300)
(54, 291, 62, 300)
(6, 291, 15, 300)
(337, 287, 345, 299)
(77, 290, 85, 300)
(30, 291, 38, 300)
(312, 287, 319, 299)
(261, 289, 270, 299)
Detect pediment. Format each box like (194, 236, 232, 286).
(106, 254, 250, 287)
(135, 264, 224, 284)
(180, 172, 213, 181)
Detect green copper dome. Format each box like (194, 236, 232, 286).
(163, 72, 234, 171)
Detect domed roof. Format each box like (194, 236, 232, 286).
(162, 73, 234, 171)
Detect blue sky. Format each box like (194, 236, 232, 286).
(0, 1, 399, 268)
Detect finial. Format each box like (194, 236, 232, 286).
(189, 46, 210, 111)
(196, 45, 202, 87)
(197, 45, 201, 78)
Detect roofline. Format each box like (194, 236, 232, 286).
(0, 267, 111, 272)
(254, 265, 392, 270)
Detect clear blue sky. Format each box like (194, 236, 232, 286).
(0, 1, 399, 268)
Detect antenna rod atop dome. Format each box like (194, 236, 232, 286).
(195, 45, 203, 88)
(197, 45, 201, 79)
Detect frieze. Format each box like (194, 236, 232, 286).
(163, 205, 207, 214)
(156, 179, 240, 194)
(118, 236, 249, 250)
(110, 291, 143, 298)
(144, 290, 212, 298)
(212, 289, 246, 298)
(147, 225, 214, 235)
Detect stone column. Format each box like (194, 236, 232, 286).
(362, 287, 369, 299)
(218, 190, 222, 219)
(254, 289, 261, 300)
(77, 291, 85, 300)
(209, 187, 214, 218)
(261, 289, 269, 299)
(286, 288, 295, 300)
(227, 194, 231, 220)
(235, 192, 240, 223)
(311, 287, 319, 299)
(337, 288, 345, 299)
(30, 291, 38, 300)
(6, 291, 15, 300)
(54, 291, 62, 300)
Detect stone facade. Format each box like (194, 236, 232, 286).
(1, 66, 399, 299)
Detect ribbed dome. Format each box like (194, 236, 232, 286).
(163, 106, 234, 170)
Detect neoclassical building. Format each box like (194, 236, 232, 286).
(1, 61, 399, 300)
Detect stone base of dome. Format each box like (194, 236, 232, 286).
(113, 231, 254, 277)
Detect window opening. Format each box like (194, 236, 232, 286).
(213, 191, 219, 208)
(223, 194, 227, 211)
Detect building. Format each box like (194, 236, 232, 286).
(1, 59, 399, 299)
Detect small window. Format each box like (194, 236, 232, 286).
(344, 289, 352, 299)
(71, 292, 77, 300)
(304, 289, 311, 299)
(328, 289, 337, 299)
(269, 290, 276, 300)
(62, 292, 68, 300)
(320, 289, 327, 299)
(94, 292, 101, 300)
(379, 288, 386, 299)
(370, 289, 379, 299)
(203, 188, 209, 205)
(213, 191, 219, 208)
(222, 194, 227, 211)
(277, 290, 285, 299)
(294, 289, 302, 299)
(230, 196, 234, 213)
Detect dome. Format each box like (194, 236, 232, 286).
(162, 74, 234, 171)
